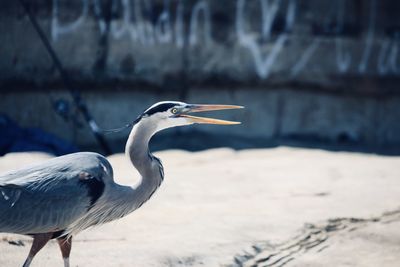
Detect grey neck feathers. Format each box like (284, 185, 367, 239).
(65, 121, 165, 234)
(124, 120, 164, 210)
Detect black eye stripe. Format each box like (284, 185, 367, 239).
(144, 103, 177, 116)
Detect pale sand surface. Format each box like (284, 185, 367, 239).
(0, 148, 399, 266)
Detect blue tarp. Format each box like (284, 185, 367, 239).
(0, 115, 78, 156)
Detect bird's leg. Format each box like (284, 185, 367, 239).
(57, 236, 72, 267)
(22, 232, 53, 267)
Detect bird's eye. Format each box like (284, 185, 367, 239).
(171, 108, 178, 114)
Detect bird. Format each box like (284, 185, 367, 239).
(0, 101, 242, 267)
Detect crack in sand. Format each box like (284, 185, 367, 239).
(228, 209, 400, 267)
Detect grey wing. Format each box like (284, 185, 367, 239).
(0, 152, 111, 234)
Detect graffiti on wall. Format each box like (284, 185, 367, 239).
(52, 0, 211, 47)
(51, 0, 400, 79)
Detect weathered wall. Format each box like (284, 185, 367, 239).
(1, 0, 400, 92)
(1, 88, 399, 153)
(1, 0, 400, 151)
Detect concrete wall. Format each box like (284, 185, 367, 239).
(1, 88, 399, 153)
(1, 0, 400, 152)
(2, 0, 400, 90)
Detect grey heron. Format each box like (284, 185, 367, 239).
(0, 101, 242, 267)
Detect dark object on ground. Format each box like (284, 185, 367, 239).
(0, 114, 78, 156)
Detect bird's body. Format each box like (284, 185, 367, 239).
(0, 152, 112, 234)
(0, 101, 242, 267)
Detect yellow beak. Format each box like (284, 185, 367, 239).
(179, 104, 243, 125)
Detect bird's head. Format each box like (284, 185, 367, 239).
(135, 101, 243, 133)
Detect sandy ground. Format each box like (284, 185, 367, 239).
(0, 147, 399, 267)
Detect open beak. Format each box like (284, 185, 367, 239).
(179, 104, 243, 125)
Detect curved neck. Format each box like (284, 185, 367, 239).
(68, 121, 165, 232)
(124, 121, 164, 209)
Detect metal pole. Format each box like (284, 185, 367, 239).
(18, 0, 112, 155)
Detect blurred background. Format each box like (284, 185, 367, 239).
(1, 0, 400, 155)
